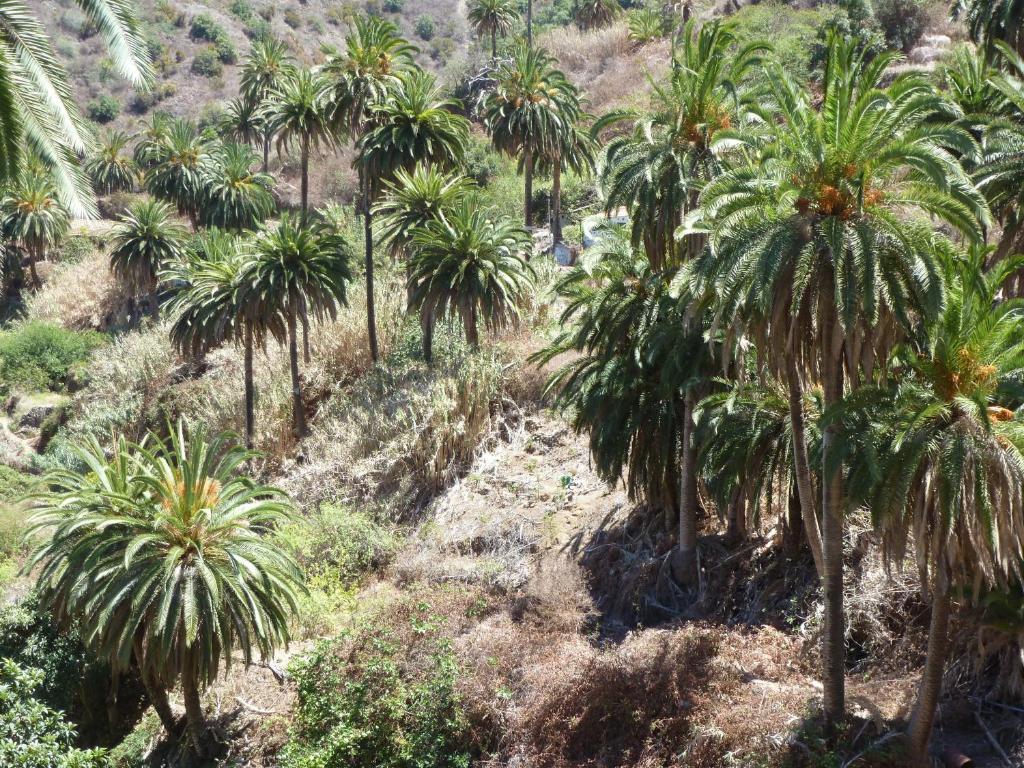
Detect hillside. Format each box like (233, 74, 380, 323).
(2, 0, 1024, 766)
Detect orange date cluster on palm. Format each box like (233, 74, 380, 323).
(675, 106, 731, 151)
(792, 166, 884, 219)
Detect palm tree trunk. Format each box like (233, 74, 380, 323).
(907, 561, 951, 765)
(464, 305, 480, 349)
(785, 357, 826, 579)
(675, 389, 699, 587)
(552, 160, 563, 244)
(491, 28, 497, 59)
(364, 179, 379, 362)
(180, 664, 206, 757)
(524, 149, 534, 230)
(244, 323, 255, 450)
(421, 307, 434, 364)
(263, 130, 271, 174)
(300, 135, 310, 222)
(820, 291, 846, 736)
(28, 245, 40, 289)
(527, 0, 533, 47)
(141, 673, 177, 735)
(287, 305, 307, 438)
(725, 485, 745, 543)
(302, 312, 311, 364)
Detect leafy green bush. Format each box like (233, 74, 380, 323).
(284, 8, 302, 27)
(873, 0, 927, 52)
(281, 605, 472, 768)
(414, 14, 436, 40)
(0, 660, 107, 768)
(191, 47, 224, 77)
(189, 12, 224, 41)
(215, 36, 238, 64)
(0, 322, 103, 396)
(86, 95, 120, 124)
(245, 17, 272, 39)
(383, 0, 404, 11)
(229, 0, 254, 21)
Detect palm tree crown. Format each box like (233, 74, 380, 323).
(201, 142, 275, 232)
(466, 0, 518, 58)
(109, 198, 188, 295)
(1, 170, 71, 287)
(86, 130, 138, 195)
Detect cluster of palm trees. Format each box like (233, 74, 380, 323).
(538, 19, 1024, 764)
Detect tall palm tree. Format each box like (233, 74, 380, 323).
(535, 122, 595, 245)
(597, 19, 766, 268)
(843, 250, 1024, 764)
(247, 214, 353, 437)
(693, 35, 988, 731)
(534, 228, 698, 536)
(201, 142, 275, 231)
(263, 68, 333, 221)
(0, 0, 151, 217)
(165, 235, 278, 448)
(109, 198, 187, 300)
(466, 0, 519, 59)
(483, 43, 582, 230)
(142, 118, 217, 228)
(240, 38, 296, 173)
(375, 167, 477, 359)
(25, 423, 305, 754)
(85, 130, 138, 195)
(322, 14, 416, 363)
(409, 200, 533, 354)
(0, 171, 70, 288)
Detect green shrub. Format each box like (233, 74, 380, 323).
(189, 12, 224, 41)
(245, 17, 273, 39)
(873, 0, 927, 52)
(229, 0, 255, 20)
(284, 8, 302, 27)
(462, 138, 501, 187)
(414, 14, 436, 40)
(383, 0, 403, 11)
(0, 660, 107, 768)
(55, 36, 76, 58)
(86, 95, 120, 124)
(215, 36, 238, 64)
(0, 323, 103, 396)
(279, 505, 398, 586)
(191, 47, 224, 77)
(105, 712, 162, 768)
(281, 605, 472, 768)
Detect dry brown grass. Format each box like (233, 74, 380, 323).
(26, 250, 133, 331)
(540, 22, 670, 114)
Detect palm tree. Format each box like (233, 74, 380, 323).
(247, 215, 353, 437)
(483, 44, 583, 229)
(574, 0, 620, 29)
(109, 198, 187, 301)
(466, 0, 518, 59)
(201, 142, 275, 231)
(240, 38, 296, 173)
(221, 96, 266, 149)
(409, 200, 533, 355)
(0, 171, 70, 288)
(322, 14, 416, 363)
(693, 35, 988, 731)
(957, 0, 1024, 54)
(26, 423, 305, 753)
(165, 235, 278, 448)
(597, 19, 766, 268)
(535, 122, 595, 245)
(375, 166, 477, 359)
(0, 0, 151, 217)
(533, 228, 696, 536)
(842, 250, 1024, 764)
(142, 118, 217, 227)
(263, 68, 333, 221)
(85, 130, 138, 194)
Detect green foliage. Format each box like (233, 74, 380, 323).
(191, 47, 224, 77)
(0, 322, 102, 396)
(873, 0, 927, 52)
(414, 14, 436, 40)
(383, 0, 404, 11)
(109, 199, 188, 294)
(189, 12, 225, 42)
(281, 606, 472, 768)
(0, 659, 106, 768)
(215, 36, 238, 64)
(86, 95, 120, 124)
(278, 504, 398, 587)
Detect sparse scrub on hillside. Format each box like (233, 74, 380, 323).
(25, 249, 134, 331)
